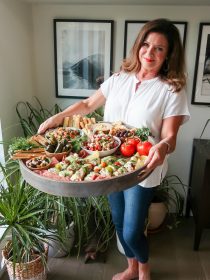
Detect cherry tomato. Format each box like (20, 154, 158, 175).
(101, 161, 107, 168)
(120, 143, 136, 157)
(127, 137, 141, 148)
(95, 144, 102, 151)
(114, 161, 122, 166)
(137, 141, 153, 156)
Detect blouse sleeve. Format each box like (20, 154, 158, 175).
(100, 73, 120, 99)
(163, 89, 190, 124)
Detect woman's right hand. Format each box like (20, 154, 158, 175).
(37, 113, 64, 134)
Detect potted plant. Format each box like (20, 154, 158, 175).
(3, 143, 75, 260)
(16, 96, 62, 137)
(147, 174, 187, 232)
(84, 196, 115, 262)
(63, 195, 115, 260)
(41, 195, 75, 258)
(0, 163, 60, 280)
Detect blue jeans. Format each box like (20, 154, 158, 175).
(108, 185, 155, 263)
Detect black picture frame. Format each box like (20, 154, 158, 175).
(192, 23, 210, 105)
(123, 20, 187, 58)
(54, 19, 114, 99)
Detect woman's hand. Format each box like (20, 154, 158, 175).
(38, 113, 64, 134)
(145, 115, 184, 170)
(145, 142, 168, 170)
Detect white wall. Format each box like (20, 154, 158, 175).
(0, 0, 35, 142)
(31, 4, 210, 188)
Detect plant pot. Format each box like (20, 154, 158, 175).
(148, 202, 167, 231)
(2, 246, 48, 280)
(48, 222, 75, 258)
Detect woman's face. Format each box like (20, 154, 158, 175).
(139, 32, 169, 75)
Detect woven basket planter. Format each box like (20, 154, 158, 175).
(2, 247, 48, 280)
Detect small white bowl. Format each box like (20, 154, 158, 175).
(82, 136, 121, 158)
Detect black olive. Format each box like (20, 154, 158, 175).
(49, 135, 57, 146)
(54, 142, 64, 153)
(45, 144, 56, 153)
(62, 138, 68, 145)
(63, 143, 72, 152)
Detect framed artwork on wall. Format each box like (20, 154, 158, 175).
(192, 23, 210, 105)
(54, 19, 114, 98)
(123, 20, 188, 58)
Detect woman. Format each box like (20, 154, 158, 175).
(38, 19, 190, 280)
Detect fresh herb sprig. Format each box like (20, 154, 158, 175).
(71, 135, 88, 153)
(86, 106, 104, 122)
(135, 127, 152, 142)
(8, 137, 39, 155)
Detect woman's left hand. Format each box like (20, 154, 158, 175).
(145, 115, 184, 170)
(144, 142, 168, 170)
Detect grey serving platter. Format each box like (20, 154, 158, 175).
(19, 160, 153, 197)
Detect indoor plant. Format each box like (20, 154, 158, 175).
(0, 163, 59, 280)
(41, 195, 75, 258)
(64, 195, 115, 260)
(148, 174, 187, 232)
(16, 97, 62, 137)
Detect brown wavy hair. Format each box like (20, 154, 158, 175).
(121, 19, 186, 92)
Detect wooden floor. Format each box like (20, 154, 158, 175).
(1, 217, 210, 280)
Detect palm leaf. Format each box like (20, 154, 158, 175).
(16, 97, 62, 137)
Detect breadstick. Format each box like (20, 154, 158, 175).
(91, 118, 96, 124)
(63, 117, 70, 127)
(68, 116, 73, 127)
(80, 122, 85, 129)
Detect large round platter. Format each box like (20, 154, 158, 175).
(19, 160, 153, 197)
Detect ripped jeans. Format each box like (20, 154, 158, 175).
(108, 184, 155, 263)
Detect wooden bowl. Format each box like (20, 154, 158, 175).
(45, 151, 70, 161)
(26, 156, 52, 171)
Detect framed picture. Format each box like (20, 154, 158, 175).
(123, 20, 187, 58)
(192, 23, 210, 105)
(54, 19, 114, 98)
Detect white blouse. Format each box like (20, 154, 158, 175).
(100, 72, 190, 188)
